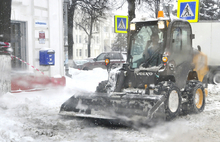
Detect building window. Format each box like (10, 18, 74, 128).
(84, 36, 87, 43)
(79, 49, 82, 57)
(75, 23, 77, 30)
(85, 49, 88, 56)
(104, 26, 108, 32)
(76, 49, 78, 57)
(95, 25, 99, 32)
(76, 35, 78, 43)
(97, 36, 99, 44)
(79, 35, 81, 43)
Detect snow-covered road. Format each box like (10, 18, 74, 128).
(1, 68, 220, 142)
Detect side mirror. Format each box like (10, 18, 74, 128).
(197, 45, 201, 52)
(191, 34, 195, 39)
(93, 58, 97, 61)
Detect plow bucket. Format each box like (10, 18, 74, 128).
(59, 92, 167, 124)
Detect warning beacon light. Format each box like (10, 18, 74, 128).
(157, 11, 164, 18)
(157, 11, 165, 29)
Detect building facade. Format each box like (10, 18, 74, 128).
(11, 0, 64, 77)
(11, 0, 118, 77)
(72, 13, 117, 60)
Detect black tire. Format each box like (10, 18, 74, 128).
(212, 71, 220, 84)
(163, 82, 182, 121)
(182, 80, 205, 114)
(154, 81, 181, 121)
(96, 80, 108, 93)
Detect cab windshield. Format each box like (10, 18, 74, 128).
(129, 22, 165, 69)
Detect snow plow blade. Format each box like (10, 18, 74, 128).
(59, 92, 167, 123)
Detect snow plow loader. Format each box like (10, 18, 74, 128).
(59, 11, 208, 124)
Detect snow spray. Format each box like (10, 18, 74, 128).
(0, 51, 11, 95)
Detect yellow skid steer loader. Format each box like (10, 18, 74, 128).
(59, 11, 209, 125)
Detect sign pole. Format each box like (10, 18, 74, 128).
(114, 15, 128, 61)
(63, 0, 72, 77)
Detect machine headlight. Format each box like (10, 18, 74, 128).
(162, 56, 168, 62)
(158, 21, 165, 29)
(130, 23, 136, 31)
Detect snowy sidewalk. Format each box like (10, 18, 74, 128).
(1, 68, 220, 142)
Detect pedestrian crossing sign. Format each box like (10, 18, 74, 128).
(177, 0, 199, 23)
(114, 15, 128, 33)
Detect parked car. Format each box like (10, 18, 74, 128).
(72, 58, 93, 70)
(81, 51, 127, 70)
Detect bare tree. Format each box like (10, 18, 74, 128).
(0, 0, 12, 42)
(75, 0, 110, 57)
(67, 0, 78, 59)
(200, 0, 220, 20)
(127, 0, 174, 19)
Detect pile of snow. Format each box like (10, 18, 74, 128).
(0, 68, 220, 142)
(67, 68, 108, 92)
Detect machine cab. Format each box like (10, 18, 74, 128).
(166, 20, 193, 67)
(127, 13, 194, 88)
(128, 19, 168, 69)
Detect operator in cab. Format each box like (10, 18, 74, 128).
(143, 33, 162, 67)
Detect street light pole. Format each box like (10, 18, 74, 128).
(63, 0, 72, 77)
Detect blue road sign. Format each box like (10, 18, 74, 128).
(180, 2, 196, 20)
(117, 18, 126, 31)
(114, 15, 128, 33)
(177, 0, 199, 22)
